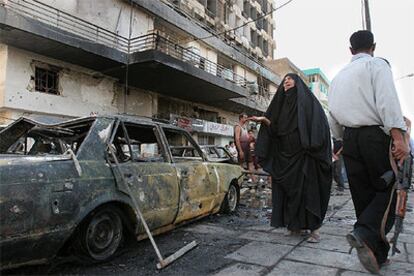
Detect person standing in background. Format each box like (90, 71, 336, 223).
(234, 113, 250, 169)
(332, 138, 345, 191)
(228, 141, 238, 163)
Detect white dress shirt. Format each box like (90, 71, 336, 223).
(328, 53, 406, 139)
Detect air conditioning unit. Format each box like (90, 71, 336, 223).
(241, 36, 250, 48)
(221, 68, 234, 81)
(172, 0, 181, 6)
(247, 81, 259, 94)
(193, 6, 205, 17)
(183, 46, 201, 66)
(190, 0, 205, 17)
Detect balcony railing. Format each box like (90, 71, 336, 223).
(1, 0, 274, 95)
(129, 33, 248, 86)
(1, 0, 130, 52)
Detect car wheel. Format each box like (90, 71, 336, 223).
(75, 206, 124, 262)
(221, 183, 240, 213)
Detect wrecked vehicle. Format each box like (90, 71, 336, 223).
(201, 145, 237, 164)
(0, 115, 243, 269)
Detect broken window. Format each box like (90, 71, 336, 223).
(0, 119, 94, 155)
(108, 124, 131, 163)
(108, 122, 166, 163)
(124, 123, 165, 162)
(35, 66, 59, 95)
(215, 147, 229, 158)
(163, 128, 203, 162)
(202, 146, 219, 158)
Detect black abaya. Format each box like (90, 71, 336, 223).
(256, 73, 332, 231)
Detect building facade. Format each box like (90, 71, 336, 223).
(265, 57, 309, 98)
(0, 0, 281, 146)
(303, 68, 330, 110)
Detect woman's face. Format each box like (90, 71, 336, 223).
(283, 76, 295, 91)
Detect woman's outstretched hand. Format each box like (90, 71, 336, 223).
(249, 116, 271, 126)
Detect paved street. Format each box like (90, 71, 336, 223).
(5, 186, 414, 275)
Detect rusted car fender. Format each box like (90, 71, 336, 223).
(70, 192, 139, 236)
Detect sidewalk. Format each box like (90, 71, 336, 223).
(185, 189, 414, 275)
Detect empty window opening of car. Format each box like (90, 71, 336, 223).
(163, 128, 203, 162)
(0, 119, 95, 155)
(108, 122, 165, 163)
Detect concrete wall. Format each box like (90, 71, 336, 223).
(117, 86, 157, 117)
(265, 58, 310, 86)
(0, 44, 234, 127)
(37, 0, 154, 38)
(1, 45, 154, 120)
(0, 44, 7, 108)
(269, 83, 278, 99)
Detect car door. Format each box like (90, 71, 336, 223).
(108, 121, 179, 231)
(161, 127, 218, 223)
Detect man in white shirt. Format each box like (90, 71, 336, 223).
(328, 30, 410, 273)
(228, 141, 238, 162)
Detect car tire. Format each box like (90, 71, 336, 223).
(221, 183, 240, 213)
(74, 205, 124, 262)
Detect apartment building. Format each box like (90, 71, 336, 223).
(303, 68, 330, 110)
(265, 57, 309, 98)
(0, 0, 281, 146)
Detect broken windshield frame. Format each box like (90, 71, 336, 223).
(0, 118, 95, 156)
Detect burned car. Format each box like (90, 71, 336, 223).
(0, 115, 243, 269)
(201, 145, 237, 164)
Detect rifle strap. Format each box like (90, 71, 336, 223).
(379, 142, 398, 243)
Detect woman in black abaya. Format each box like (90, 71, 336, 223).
(251, 73, 332, 242)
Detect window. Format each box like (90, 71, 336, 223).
(1, 119, 94, 155)
(206, 0, 217, 16)
(125, 123, 164, 162)
(35, 67, 59, 95)
(163, 128, 203, 161)
(215, 147, 228, 158)
(198, 134, 215, 145)
(263, 40, 269, 56)
(243, 0, 251, 18)
(250, 30, 258, 47)
(108, 123, 165, 163)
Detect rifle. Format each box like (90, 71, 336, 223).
(390, 154, 413, 255)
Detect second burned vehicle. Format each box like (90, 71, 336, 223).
(0, 115, 243, 269)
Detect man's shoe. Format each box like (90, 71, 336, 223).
(336, 186, 345, 192)
(380, 259, 391, 268)
(346, 232, 380, 274)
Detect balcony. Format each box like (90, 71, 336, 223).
(0, 0, 254, 105)
(117, 33, 251, 102)
(0, 0, 127, 71)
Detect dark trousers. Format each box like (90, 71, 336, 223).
(333, 156, 345, 189)
(342, 126, 396, 265)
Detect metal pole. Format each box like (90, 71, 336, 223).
(364, 0, 371, 31)
(124, 0, 133, 114)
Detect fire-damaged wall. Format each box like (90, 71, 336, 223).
(0, 45, 155, 124)
(35, 0, 154, 38)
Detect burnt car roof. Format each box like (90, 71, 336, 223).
(0, 115, 182, 130)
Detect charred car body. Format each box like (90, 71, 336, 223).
(201, 145, 238, 164)
(0, 115, 242, 269)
